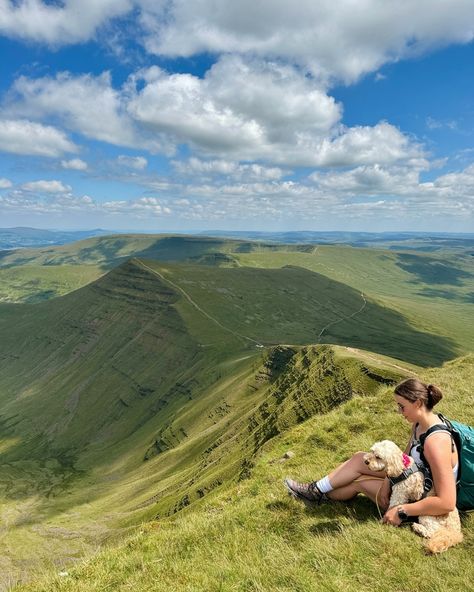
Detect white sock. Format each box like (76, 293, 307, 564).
(315, 475, 333, 494)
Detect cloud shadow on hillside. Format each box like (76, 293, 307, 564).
(178, 262, 459, 367)
(396, 253, 472, 286)
(416, 288, 474, 303)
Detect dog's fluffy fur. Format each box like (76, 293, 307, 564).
(364, 440, 463, 553)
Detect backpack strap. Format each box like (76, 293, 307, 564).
(418, 415, 456, 457)
(420, 424, 453, 443)
(417, 416, 457, 493)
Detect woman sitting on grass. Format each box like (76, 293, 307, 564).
(284, 378, 459, 525)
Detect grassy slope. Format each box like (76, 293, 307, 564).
(235, 246, 474, 355)
(0, 235, 310, 303)
(0, 343, 409, 589)
(0, 238, 472, 589)
(0, 235, 471, 362)
(141, 259, 457, 366)
(17, 353, 474, 592)
(0, 255, 423, 482)
(0, 257, 417, 588)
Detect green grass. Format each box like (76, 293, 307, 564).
(0, 265, 104, 303)
(0, 338, 409, 589)
(142, 259, 457, 366)
(15, 354, 474, 592)
(0, 237, 472, 590)
(235, 246, 474, 355)
(1, 235, 472, 358)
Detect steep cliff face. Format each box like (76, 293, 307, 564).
(151, 344, 403, 517)
(248, 346, 355, 453)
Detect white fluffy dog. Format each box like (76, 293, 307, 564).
(364, 440, 463, 554)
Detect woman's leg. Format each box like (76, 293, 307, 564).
(327, 452, 385, 489)
(285, 452, 386, 504)
(328, 477, 386, 506)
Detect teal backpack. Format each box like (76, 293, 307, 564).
(419, 414, 474, 511)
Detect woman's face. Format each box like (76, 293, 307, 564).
(394, 394, 421, 423)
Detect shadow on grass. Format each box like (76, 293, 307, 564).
(306, 500, 381, 535)
(417, 288, 474, 304)
(266, 500, 294, 512)
(396, 253, 472, 286)
(308, 520, 346, 535)
(270, 495, 381, 532)
(136, 260, 460, 367)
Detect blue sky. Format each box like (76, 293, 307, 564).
(0, 1, 473, 232)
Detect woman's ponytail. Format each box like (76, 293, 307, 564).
(395, 378, 443, 410)
(427, 384, 443, 409)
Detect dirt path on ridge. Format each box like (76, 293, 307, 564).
(316, 292, 367, 342)
(345, 347, 416, 375)
(135, 259, 264, 348)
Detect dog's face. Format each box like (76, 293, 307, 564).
(363, 440, 406, 477)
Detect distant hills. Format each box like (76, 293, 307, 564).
(200, 229, 474, 253)
(0, 233, 471, 354)
(2, 227, 474, 253)
(0, 227, 110, 250)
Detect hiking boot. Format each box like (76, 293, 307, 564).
(284, 478, 329, 506)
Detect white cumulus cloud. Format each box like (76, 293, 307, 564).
(7, 72, 170, 153)
(0, 0, 132, 45)
(428, 163, 474, 199)
(117, 155, 148, 170)
(22, 180, 72, 193)
(61, 158, 88, 170)
(0, 178, 12, 189)
(127, 56, 341, 161)
(0, 119, 77, 157)
(140, 0, 474, 83)
(310, 123, 427, 168)
(8, 72, 138, 147)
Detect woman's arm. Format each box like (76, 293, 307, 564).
(406, 432, 457, 515)
(383, 432, 456, 525)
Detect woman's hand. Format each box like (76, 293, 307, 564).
(382, 506, 402, 527)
